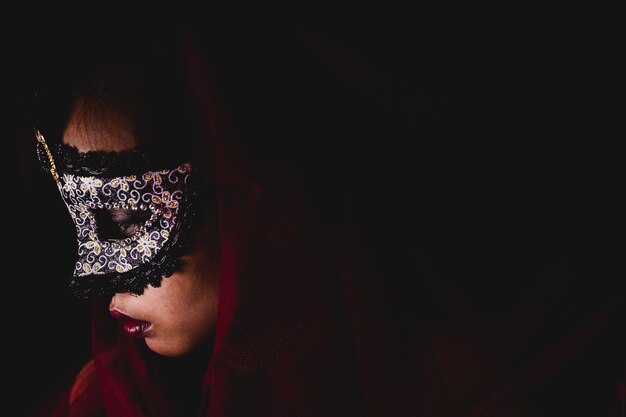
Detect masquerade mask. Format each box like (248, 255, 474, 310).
(36, 130, 199, 298)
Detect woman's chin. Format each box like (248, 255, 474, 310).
(145, 338, 192, 357)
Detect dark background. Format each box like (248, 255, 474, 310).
(5, 7, 623, 416)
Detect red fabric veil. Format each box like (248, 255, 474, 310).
(20, 14, 624, 417)
(25, 25, 418, 417)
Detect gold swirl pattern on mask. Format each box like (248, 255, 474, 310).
(57, 163, 192, 277)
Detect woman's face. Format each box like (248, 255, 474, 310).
(63, 117, 219, 357)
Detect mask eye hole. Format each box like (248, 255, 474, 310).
(92, 208, 150, 240)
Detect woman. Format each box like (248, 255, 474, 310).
(22, 21, 417, 417)
(19, 15, 625, 417)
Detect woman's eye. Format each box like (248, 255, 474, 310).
(114, 221, 143, 237)
(93, 208, 150, 240)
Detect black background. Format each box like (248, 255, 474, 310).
(5, 7, 623, 416)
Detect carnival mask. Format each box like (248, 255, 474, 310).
(35, 130, 199, 298)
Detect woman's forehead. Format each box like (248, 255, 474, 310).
(62, 115, 140, 153)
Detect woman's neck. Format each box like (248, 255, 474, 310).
(140, 336, 214, 417)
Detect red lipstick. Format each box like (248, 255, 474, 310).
(109, 309, 152, 338)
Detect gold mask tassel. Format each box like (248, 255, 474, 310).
(35, 129, 59, 183)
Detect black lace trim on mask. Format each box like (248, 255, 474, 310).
(68, 179, 206, 299)
(38, 143, 181, 178)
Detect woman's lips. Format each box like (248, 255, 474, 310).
(109, 309, 152, 338)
